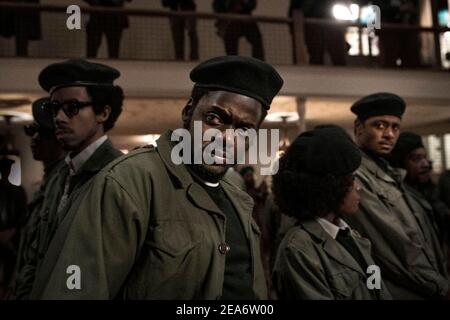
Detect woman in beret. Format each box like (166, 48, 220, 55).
(272, 127, 392, 300)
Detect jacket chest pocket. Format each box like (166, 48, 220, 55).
(328, 269, 364, 299)
(376, 187, 402, 210)
(128, 219, 210, 299)
(149, 219, 206, 257)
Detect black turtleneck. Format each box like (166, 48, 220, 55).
(202, 184, 255, 300)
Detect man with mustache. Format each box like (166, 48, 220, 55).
(14, 97, 66, 298)
(15, 59, 123, 299)
(30, 55, 283, 299)
(345, 93, 449, 299)
(389, 132, 449, 264)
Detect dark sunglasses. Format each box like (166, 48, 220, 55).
(42, 99, 93, 118)
(24, 124, 54, 139)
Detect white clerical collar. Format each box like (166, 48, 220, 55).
(204, 181, 220, 188)
(316, 217, 350, 239)
(65, 135, 108, 175)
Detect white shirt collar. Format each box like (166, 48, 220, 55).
(65, 135, 108, 175)
(316, 217, 350, 239)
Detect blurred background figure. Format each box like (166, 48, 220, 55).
(288, 0, 347, 65)
(0, 0, 41, 57)
(162, 0, 199, 61)
(240, 166, 268, 236)
(440, 170, 450, 210)
(13, 97, 66, 299)
(0, 156, 27, 299)
(84, 0, 132, 59)
(389, 132, 449, 246)
(389, 132, 450, 292)
(213, 0, 264, 60)
(239, 166, 280, 295)
(224, 166, 246, 191)
(372, 0, 421, 68)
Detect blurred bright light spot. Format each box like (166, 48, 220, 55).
(333, 3, 358, 21)
(139, 134, 160, 146)
(360, 5, 376, 24)
(0, 157, 21, 186)
(350, 4, 359, 19)
(438, 9, 449, 27)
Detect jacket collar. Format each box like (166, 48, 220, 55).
(316, 217, 349, 239)
(156, 130, 195, 188)
(360, 150, 405, 185)
(301, 219, 370, 275)
(66, 135, 108, 174)
(156, 130, 254, 222)
(73, 138, 122, 175)
(156, 131, 219, 214)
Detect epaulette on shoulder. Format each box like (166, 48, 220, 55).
(105, 145, 157, 172)
(133, 144, 156, 150)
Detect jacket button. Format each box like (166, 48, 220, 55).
(218, 243, 230, 254)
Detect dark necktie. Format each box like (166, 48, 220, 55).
(336, 228, 368, 272)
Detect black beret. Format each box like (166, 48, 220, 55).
(39, 59, 120, 94)
(190, 56, 283, 109)
(289, 127, 361, 175)
(351, 92, 406, 120)
(0, 157, 15, 169)
(32, 97, 54, 131)
(389, 132, 424, 167)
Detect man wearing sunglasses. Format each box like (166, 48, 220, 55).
(14, 97, 66, 299)
(345, 93, 449, 299)
(14, 59, 123, 299)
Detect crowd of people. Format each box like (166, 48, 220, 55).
(0, 0, 434, 67)
(0, 54, 449, 300)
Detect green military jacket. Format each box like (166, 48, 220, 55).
(30, 130, 267, 300)
(273, 219, 392, 300)
(15, 139, 122, 299)
(345, 151, 449, 299)
(404, 184, 447, 278)
(16, 160, 65, 274)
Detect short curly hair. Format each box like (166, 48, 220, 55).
(272, 145, 354, 220)
(86, 85, 124, 132)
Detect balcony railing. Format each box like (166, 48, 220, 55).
(0, 2, 449, 70)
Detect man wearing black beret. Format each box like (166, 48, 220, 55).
(344, 93, 449, 299)
(15, 59, 124, 299)
(389, 132, 449, 258)
(30, 55, 283, 300)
